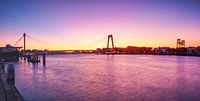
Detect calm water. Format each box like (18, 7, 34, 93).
(8, 55, 200, 101)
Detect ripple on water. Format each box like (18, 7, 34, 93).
(13, 55, 200, 101)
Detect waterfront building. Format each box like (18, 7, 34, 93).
(0, 44, 21, 61)
(126, 46, 152, 54)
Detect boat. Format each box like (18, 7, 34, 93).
(27, 55, 40, 63)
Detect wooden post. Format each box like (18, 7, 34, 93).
(0, 62, 4, 69)
(0, 62, 5, 73)
(24, 55, 26, 61)
(7, 64, 15, 85)
(43, 54, 46, 65)
(37, 55, 39, 62)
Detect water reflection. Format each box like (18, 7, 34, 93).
(14, 55, 200, 101)
(42, 64, 46, 79)
(176, 57, 186, 101)
(105, 55, 116, 101)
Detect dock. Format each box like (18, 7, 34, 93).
(0, 63, 24, 101)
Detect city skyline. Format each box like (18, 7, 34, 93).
(0, 0, 200, 50)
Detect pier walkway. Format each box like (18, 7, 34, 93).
(0, 63, 24, 101)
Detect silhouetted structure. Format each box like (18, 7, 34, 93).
(23, 33, 26, 51)
(177, 39, 185, 48)
(0, 45, 20, 61)
(126, 46, 152, 54)
(3, 33, 200, 56)
(107, 34, 115, 52)
(96, 37, 200, 56)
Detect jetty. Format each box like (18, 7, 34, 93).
(0, 63, 24, 101)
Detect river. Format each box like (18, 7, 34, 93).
(8, 54, 200, 101)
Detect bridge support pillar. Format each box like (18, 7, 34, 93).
(107, 34, 115, 52)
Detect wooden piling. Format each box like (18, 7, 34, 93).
(0, 62, 5, 73)
(43, 54, 46, 65)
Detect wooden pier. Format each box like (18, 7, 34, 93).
(0, 63, 24, 101)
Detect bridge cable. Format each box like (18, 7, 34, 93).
(14, 36, 23, 46)
(26, 34, 61, 49)
(113, 38, 123, 47)
(83, 35, 108, 48)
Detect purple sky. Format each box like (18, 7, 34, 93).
(0, 0, 200, 49)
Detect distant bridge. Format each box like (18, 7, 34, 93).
(14, 33, 121, 53)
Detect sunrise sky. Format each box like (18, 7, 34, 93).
(0, 0, 200, 50)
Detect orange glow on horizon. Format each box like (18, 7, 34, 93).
(1, 31, 200, 50)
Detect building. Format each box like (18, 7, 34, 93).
(176, 47, 187, 55)
(127, 46, 152, 54)
(0, 44, 21, 61)
(153, 47, 176, 55)
(187, 46, 200, 56)
(115, 47, 127, 54)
